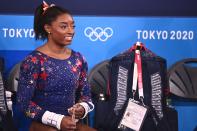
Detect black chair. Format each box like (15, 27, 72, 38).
(168, 58, 197, 131)
(7, 63, 21, 93)
(88, 60, 110, 130)
(168, 58, 197, 99)
(88, 60, 110, 101)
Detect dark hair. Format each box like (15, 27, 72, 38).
(34, 3, 72, 40)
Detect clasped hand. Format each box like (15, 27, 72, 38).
(60, 103, 85, 131)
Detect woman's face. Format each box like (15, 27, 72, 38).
(46, 13, 75, 46)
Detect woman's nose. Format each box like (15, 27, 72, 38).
(67, 26, 75, 33)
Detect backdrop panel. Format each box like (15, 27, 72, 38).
(0, 15, 197, 131)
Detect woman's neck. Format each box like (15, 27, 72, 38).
(45, 42, 66, 54)
(36, 41, 72, 60)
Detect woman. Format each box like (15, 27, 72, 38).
(15, 1, 94, 131)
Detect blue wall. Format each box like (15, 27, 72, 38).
(0, 15, 197, 130)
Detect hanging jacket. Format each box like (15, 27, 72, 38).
(93, 43, 177, 131)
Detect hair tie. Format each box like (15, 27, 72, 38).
(42, 1, 55, 14)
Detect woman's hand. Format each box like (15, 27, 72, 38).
(68, 103, 85, 119)
(60, 116, 76, 131)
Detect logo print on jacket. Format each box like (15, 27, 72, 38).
(114, 66, 128, 114)
(151, 72, 163, 119)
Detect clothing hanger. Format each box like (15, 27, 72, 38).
(129, 41, 147, 52)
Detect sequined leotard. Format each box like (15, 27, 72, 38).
(16, 50, 93, 122)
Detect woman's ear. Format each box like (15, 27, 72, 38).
(44, 24, 51, 34)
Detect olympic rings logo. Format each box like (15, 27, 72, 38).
(84, 27, 113, 42)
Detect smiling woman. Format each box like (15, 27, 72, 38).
(14, 1, 95, 131)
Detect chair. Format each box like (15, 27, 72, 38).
(7, 62, 21, 92)
(88, 60, 110, 130)
(168, 58, 197, 99)
(168, 58, 197, 131)
(88, 60, 110, 101)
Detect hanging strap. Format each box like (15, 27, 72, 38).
(132, 44, 144, 103)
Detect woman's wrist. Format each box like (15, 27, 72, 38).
(79, 101, 94, 119)
(41, 111, 64, 130)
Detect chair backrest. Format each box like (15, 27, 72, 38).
(168, 58, 197, 99)
(88, 60, 110, 101)
(7, 62, 21, 92)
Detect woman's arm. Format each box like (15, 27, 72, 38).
(74, 54, 94, 119)
(16, 55, 45, 121)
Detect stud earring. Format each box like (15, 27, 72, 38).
(48, 32, 51, 34)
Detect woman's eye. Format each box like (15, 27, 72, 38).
(60, 25, 75, 29)
(61, 26, 68, 29)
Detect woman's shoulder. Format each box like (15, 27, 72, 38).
(22, 50, 43, 64)
(72, 50, 87, 63)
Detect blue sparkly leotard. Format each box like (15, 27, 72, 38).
(16, 50, 93, 122)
